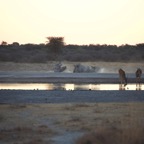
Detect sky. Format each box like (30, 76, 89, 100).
(0, 0, 144, 45)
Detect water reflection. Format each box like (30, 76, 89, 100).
(0, 83, 143, 90)
(119, 85, 126, 90)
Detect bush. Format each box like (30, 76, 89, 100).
(0, 43, 143, 62)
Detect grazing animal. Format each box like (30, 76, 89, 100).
(73, 64, 98, 73)
(118, 69, 127, 87)
(54, 62, 66, 72)
(136, 68, 142, 86)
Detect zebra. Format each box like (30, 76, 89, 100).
(118, 68, 127, 88)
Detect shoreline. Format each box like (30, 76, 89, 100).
(0, 72, 140, 83)
(0, 90, 144, 104)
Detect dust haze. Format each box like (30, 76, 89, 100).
(0, 61, 143, 74)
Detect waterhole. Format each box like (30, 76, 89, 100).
(0, 83, 143, 90)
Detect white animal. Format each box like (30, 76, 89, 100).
(73, 64, 99, 73)
(54, 62, 66, 72)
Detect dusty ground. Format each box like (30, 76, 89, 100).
(0, 103, 144, 144)
(0, 61, 143, 84)
(0, 61, 144, 73)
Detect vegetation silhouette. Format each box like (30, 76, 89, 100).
(0, 39, 143, 63)
(46, 37, 65, 54)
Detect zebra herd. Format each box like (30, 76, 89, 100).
(119, 68, 142, 89)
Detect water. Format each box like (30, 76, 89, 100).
(0, 83, 143, 90)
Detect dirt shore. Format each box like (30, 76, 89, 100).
(0, 72, 143, 84)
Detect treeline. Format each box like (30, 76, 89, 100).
(0, 43, 144, 63)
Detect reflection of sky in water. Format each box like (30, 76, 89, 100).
(0, 83, 143, 90)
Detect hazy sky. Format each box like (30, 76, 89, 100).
(1, 0, 144, 45)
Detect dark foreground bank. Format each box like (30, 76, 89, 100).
(0, 90, 144, 104)
(0, 72, 143, 84)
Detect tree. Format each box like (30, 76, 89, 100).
(1, 41, 7, 45)
(12, 42, 19, 47)
(136, 43, 144, 49)
(46, 37, 65, 53)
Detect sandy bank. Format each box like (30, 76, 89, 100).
(0, 72, 141, 83)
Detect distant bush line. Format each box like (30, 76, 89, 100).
(0, 43, 143, 63)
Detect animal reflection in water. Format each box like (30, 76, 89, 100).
(136, 68, 142, 90)
(118, 69, 127, 90)
(136, 68, 142, 86)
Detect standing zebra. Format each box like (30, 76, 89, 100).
(136, 68, 142, 87)
(118, 69, 127, 88)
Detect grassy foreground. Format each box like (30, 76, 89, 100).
(0, 102, 144, 144)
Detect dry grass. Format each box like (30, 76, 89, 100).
(0, 103, 144, 144)
(0, 114, 5, 122)
(9, 104, 27, 109)
(0, 125, 55, 144)
(76, 127, 144, 144)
